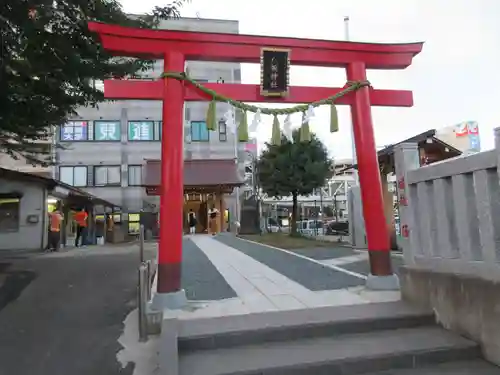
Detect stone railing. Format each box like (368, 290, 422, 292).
(394, 127, 500, 365)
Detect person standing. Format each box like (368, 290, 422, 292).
(208, 205, 219, 236)
(74, 208, 88, 247)
(188, 209, 197, 235)
(48, 208, 64, 252)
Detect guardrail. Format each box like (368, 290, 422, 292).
(137, 224, 155, 342)
(394, 127, 500, 281)
(394, 128, 500, 366)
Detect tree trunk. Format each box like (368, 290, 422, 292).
(291, 192, 298, 236)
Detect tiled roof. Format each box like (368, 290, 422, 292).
(143, 159, 244, 187)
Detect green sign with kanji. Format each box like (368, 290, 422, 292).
(94, 121, 121, 141)
(128, 121, 154, 141)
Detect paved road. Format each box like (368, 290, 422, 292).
(216, 235, 365, 290)
(0, 245, 155, 375)
(220, 235, 405, 281)
(286, 246, 405, 277)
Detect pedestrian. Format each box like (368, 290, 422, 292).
(47, 208, 64, 252)
(208, 205, 219, 236)
(188, 209, 197, 234)
(74, 208, 88, 247)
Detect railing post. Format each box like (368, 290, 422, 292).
(394, 143, 420, 265)
(138, 263, 148, 342)
(139, 224, 145, 263)
(146, 260, 152, 301)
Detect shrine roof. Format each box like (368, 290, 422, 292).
(338, 130, 462, 174)
(143, 159, 244, 187)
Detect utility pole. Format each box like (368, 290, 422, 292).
(233, 112, 240, 226)
(344, 15, 350, 41)
(344, 16, 359, 185)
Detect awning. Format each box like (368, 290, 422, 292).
(143, 159, 244, 189)
(0, 167, 119, 209)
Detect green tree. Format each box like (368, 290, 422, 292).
(0, 0, 188, 164)
(257, 130, 333, 235)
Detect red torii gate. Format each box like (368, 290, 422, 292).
(88, 21, 423, 306)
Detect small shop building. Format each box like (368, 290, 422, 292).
(0, 168, 120, 252)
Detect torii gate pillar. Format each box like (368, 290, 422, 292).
(154, 51, 188, 308)
(347, 62, 398, 290)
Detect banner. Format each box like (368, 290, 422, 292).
(454, 121, 480, 152)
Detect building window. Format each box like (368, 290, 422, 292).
(218, 120, 227, 142)
(128, 121, 154, 141)
(94, 121, 121, 141)
(128, 165, 142, 186)
(154, 122, 162, 141)
(60, 121, 88, 141)
(233, 69, 242, 82)
(190, 121, 209, 142)
(59, 166, 88, 187)
(0, 196, 20, 232)
(128, 213, 141, 234)
(94, 166, 121, 186)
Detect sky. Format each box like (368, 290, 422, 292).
(120, 0, 500, 159)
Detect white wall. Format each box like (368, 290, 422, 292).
(0, 178, 47, 251)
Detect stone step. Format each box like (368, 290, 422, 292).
(364, 360, 499, 374)
(178, 326, 480, 375)
(178, 301, 435, 352)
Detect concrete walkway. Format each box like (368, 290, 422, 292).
(165, 235, 401, 320)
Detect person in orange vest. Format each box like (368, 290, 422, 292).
(48, 208, 64, 252)
(74, 208, 88, 247)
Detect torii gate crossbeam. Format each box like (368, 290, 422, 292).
(88, 21, 423, 306)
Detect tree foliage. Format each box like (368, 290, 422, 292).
(0, 0, 189, 164)
(256, 130, 333, 234)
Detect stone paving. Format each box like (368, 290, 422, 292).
(162, 235, 401, 320)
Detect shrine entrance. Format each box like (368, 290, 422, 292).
(143, 159, 244, 235)
(88, 21, 423, 307)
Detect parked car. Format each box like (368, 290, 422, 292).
(265, 217, 289, 233)
(325, 221, 349, 236)
(296, 220, 326, 237)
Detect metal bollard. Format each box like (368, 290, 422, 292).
(139, 224, 145, 263)
(146, 260, 152, 301)
(138, 263, 148, 342)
